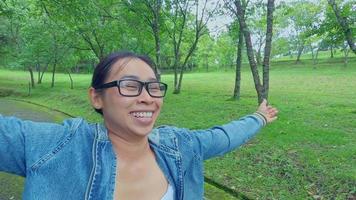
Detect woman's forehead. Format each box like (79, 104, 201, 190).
(107, 57, 155, 80)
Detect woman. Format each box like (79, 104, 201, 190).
(0, 51, 278, 200)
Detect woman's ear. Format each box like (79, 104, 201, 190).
(88, 87, 103, 110)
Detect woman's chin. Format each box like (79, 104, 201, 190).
(129, 124, 155, 137)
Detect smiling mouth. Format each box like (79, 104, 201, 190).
(130, 111, 153, 118)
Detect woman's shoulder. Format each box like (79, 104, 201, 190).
(151, 125, 195, 149)
(154, 125, 191, 138)
(0, 115, 96, 143)
(150, 126, 204, 164)
(62, 117, 94, 134)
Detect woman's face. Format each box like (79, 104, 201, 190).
(96, 58, 163, 140)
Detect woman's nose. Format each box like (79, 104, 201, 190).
(137, 87, 153, 104)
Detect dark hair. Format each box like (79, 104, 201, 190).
(91, 51, 157, 115)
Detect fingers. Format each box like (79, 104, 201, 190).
(256, 99, 279, 124)
(258, 99, 278, 124)
(268, 106, 278, 114)
(268, 116, 278, 123)
(268, 109, 278, 119)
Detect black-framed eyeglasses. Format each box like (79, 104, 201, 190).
(95, 79, 168, 98)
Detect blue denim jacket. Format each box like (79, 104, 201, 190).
(0, 114, 264, 200)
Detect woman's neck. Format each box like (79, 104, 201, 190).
(108, 130, 152, 162)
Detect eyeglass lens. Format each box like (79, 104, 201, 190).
(118, 80, 166, 97)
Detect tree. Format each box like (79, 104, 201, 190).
(233, 21, 244, 100)
(195, 34, 215, 72)
(39, 0, 123, 60)
(261, 0, 274, 100)
(215, 32, 236, 70)
(223, 1, 246, 100)
(309, 0, 352, 65)
(233, 0, 275, 104)
(317, 4, 345, 59)
(124, 0, 164, 79)
(1, 0, 48, 87)
(279, 1, 322, 63)
(327, 0, 355, 54)
(271, 37, 291, 58)
(0, 2, 10, 64)
(165, 0, 218, 94)
(306, 35, 322, 65)
(21, 15, 53, 84)
(249, 1, 268, 66)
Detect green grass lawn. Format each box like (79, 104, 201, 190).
(273, 49, 355, 62)
(0, 57, 355, 199)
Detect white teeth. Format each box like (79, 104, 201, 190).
(131, 112, 153, 118)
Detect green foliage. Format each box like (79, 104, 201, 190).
(272, 37, 291, 57)
(0, 0, 354, 77)
(193, 34, 216, 71)
(215, 33, 236, 70)
(0, 0, 208, 73)
(278, 1, 322, 50)
(195, 33, 236, 71)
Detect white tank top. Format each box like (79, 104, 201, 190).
(161, 184, 174, 200)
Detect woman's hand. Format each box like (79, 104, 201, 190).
(256, 99, 278, 124)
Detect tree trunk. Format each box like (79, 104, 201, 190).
(330, 45, 334, 58)
(173, 64, 178, 91)
(328, 0, 356, 54)
(316, 48, 319, 61)
(295, 43, 304, 64)
(36, 63, 41, 84)
(51, 63, 56, 88)
(28, 67, 35, 88)
(343, 44, 349, 67)
(67, 70, 74, 89)
(171, 0, 211, 94)
(173, 50, 179, 93)
(313, 47, 319, 65)
(262, 0, 274, 102)
(174, 39, 199, 94)
(172, 7, 185, 95)
(39, 63, 48, 84)
(233, 24, 243, 100)
(175, 68, 184, 94)
(234, 0, 274, 104)
(205, 53, 209, 72)
(234, 0, 263, 104)
(153, 30, 161, 80)
(152, 0, 162, 81)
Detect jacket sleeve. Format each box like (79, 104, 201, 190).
(0, 115, 69, 177)
(190, 114, 264, 160)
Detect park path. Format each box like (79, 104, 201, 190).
(0, 98, 68, 122)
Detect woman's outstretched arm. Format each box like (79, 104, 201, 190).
(0, 115, 71, 177)
(189, 99, 278, 160)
